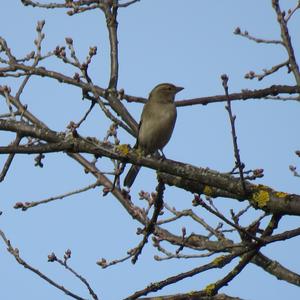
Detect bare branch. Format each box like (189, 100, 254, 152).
(0, 135, 22, 182)
(175, 85, 300, 107)
(21, 0, 69, 9)
(205, 249, 259, 296)
(221, 74, 247, 195)
(141, 293, 243, 300)
(161, 204, 224, 239)
(117, 0, 140, 8)
(14, 181, 101, 211)
(194, 196, 260, 243)
(252, 252, 300, 287)
(1, 2, 300, 299)
(49, 250, 99, 300)
(0, 119, 300, 216)
(0, 229, 88, 300)
(285, 1, 300, 22)
(97, 253, 132, 269)
(234, 27, 283, 45)
(131, 181, 165, 264)
(272, 0, 300, 85)
(124, 247, 252, 300)
(245, 60, 289, 81)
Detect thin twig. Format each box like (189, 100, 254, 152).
(285, 1, 300, 22)
(16, 20, 46, 100)
(76, 101, 96, 127)
(221, 74, 247, 195)
(272, 0, 300, 85)
(97, 253, 132, 269)
(14, 181, 101, 211)
(234, 27, 284, 45)
(100, 3, 119, 89)
(0, 135, 22, 182)
(0, 229, 87, 300)
(245, 60, 289, 81)
(154, 241, 217, 261)
(124, 247, 252, 300)
(3, 86, 15, 119)
(162, 203, 224, 240)
(117, 0, 140, 8)
(53, 252, 99, 300)
(131, 181, 165, 264)
(195, 196, 261, 243)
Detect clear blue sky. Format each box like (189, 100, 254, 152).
(0, 1, 300, 299)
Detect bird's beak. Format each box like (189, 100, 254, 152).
(175, 86, 184, 93)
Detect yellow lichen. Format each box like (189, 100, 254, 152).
(252, 189, 270, 208)
(204, 283, 216, 296)
(203, 185, 213, 196)
(115, 144, 130, 155)
(275, 191, 288, 198)
(212, 255, 225, 267)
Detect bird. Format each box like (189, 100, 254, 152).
(123, 83, 183, 188)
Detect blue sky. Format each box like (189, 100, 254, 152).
(0, 1, 300, 299)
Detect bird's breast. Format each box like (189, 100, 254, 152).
(138, 103, 177, 154)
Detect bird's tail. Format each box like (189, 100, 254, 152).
(124, 165, 141, 188)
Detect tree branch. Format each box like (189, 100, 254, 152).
(0, 119, 299, 216)
(272, 0, 300, 85)
(0, 229, 87, 300)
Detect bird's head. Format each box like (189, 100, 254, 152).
(149, 83, 184, 103)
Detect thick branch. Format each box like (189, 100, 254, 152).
(123, 84, 300, 106)
(175, 85, 300, 107)
(140, 293, 243, 300)
(252, 252, 300, 286)
(0, 119, 299, 216)
(0, 62, 138, 134)
(155, 226, 300, 288)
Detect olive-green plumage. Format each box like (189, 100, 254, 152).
(124, 83, 183, 187)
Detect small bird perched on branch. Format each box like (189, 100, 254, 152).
(124, 83, 184, 188)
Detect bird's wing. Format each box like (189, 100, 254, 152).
(135, 100, 150, 149)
